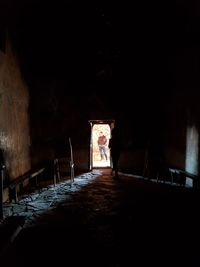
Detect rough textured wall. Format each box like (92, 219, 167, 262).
(28, 85, 191, 176)
(0, 37, 30, 182)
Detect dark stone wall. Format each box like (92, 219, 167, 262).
(0, 36, 30, 186)
(28, 85, 197, 176)
(3, 0, 200, 181)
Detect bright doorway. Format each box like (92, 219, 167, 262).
(89, 120, 115, 169)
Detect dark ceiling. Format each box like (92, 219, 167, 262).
(3, 0, 200, 97)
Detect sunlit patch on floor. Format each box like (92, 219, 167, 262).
(3, 170, 102, 227)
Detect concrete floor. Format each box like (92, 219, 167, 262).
(1, 168, 199, 266)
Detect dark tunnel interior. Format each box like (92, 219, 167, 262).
(0, 1, 200, 266)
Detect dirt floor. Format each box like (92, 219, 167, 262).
(1, 168, 199, 266)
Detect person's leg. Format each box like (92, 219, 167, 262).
(99, 146, 103, 160)
(110, 155, 113, 175)
(113, 164, 119, 178)
(102, 146, 107, 160)
(112, 155, 119, 178)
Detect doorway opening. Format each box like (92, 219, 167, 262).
(89, 120, 115, 169)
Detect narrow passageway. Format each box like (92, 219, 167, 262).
(2, 169, 199, 266)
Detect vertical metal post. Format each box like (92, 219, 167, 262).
(56, 159, 60, 182)
(69, 138, 74, 182)
(0, 165, 5, 220)
(53, 159, 57, 186)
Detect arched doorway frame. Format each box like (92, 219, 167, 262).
(88, 119, 115, 170)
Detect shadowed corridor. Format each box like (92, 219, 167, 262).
(1, 169, 199, 266)
(0, 1, 200, 266)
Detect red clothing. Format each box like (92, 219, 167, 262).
(98, 135, 107, 145)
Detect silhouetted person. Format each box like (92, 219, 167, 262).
(97, 131, 108, 160)
(109, 128, 121, 179)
